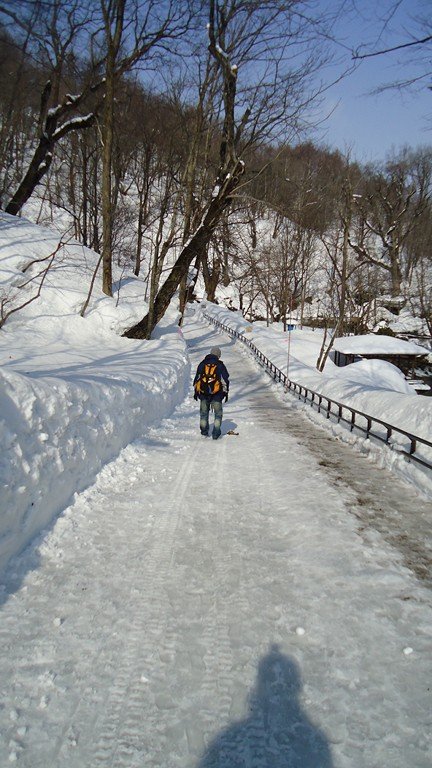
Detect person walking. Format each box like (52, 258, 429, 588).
(193, 346, 229, 439)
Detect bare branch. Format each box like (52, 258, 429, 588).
(0, 238, 66, 329)
(353, 34, 432, 60)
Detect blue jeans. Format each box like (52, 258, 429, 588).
(200, 398, 223, 438)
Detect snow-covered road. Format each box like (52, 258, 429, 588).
(1, 317, 431, 767)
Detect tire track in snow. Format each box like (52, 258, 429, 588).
(218, 434, 268, 764)
(89, 434, 200, 767)
(194, 438, 234, 757)
(47, 477, 162, 766)
(188, 342, 292, 762)
(0, 469, 153, 768)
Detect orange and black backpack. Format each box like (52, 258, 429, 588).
(194, 362, 222, 398)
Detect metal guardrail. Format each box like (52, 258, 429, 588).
(204, 312, 432, 472)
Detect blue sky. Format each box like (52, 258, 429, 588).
(316, 0, 431, 163)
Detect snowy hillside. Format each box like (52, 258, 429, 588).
(0, 212, 189, 575)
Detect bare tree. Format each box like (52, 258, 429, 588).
(316, 182, 357, 370)
(0, 26, 40, 208)
(99, 0, 126, 295)
(94, 0, 194, 295)
(349, 149, 431, 297)
(145, 172, 183, 334)
(0, 0, 193, 256)
(1, 0, 100, 215)
(124, 0, 335, 339)
(410, 261, 432, 337)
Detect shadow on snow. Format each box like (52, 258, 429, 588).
(197, 644, 333, 768)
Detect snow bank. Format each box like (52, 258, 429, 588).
(0, 335, 189, 574)
(333, 333, 428, 356)
(0, 213, 189, 575)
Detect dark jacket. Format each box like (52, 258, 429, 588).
(193, 354, 229, 401)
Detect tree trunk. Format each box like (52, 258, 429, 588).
(6, 75, 96, 217)
(201, 251, 221, 302)
(81, 138, 89, 246)
(91, 149, 100, 252)
(390, 248, 403, 296)
(5, 134, 55, 215)
(101, 59, 115, 297)
(100, 0, 126, 295)
(338, 195, 350, 334)
(134, 200, 145, 277)
(123, 168, 242, 338)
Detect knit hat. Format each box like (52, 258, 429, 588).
(210, 346, 221, 358)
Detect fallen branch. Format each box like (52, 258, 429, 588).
(0, 239, 65, 329)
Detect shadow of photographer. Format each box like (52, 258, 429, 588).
(197, 644, 333, 768)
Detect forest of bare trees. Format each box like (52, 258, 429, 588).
(0, 0, 431, 346)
